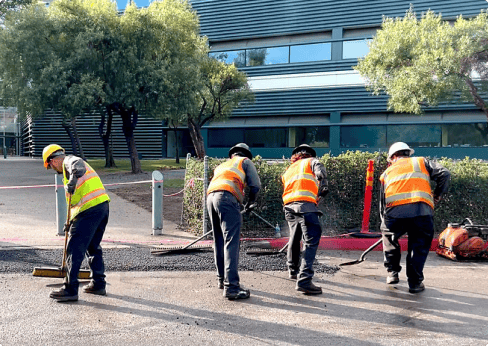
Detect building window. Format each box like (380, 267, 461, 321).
(207, 129, 244, 148)
(387, 124, 441, 147)
(246, 46, 289, 66)
(342, 39, 370, 59)
(442, 123, 488, 147)
(290, 43, 331, 63)
(245, 128, 287, 147)
(340, 126, 386, 148)
(290, 126, 329, 147)
(209, 50, 246, 67)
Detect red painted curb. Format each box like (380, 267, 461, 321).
(243, 236, 439, 252)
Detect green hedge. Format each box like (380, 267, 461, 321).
(182, 152, 488, 237)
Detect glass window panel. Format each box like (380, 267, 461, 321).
(340, 126, 386, 148)
(293, 127, 329, 147)
(246, 47, 289, 66)
(387, 124, 441, 147)
(245, 128, 287, 147)
(442, 123, 488, 147)
(342, 39, 370, 59)
(208, 129, 244, 148)
(209, 51, 246, 67)
(290, 43, 331, 63)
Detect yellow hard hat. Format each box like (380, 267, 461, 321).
(42, 144, 65, 169)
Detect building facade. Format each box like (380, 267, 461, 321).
(24, 0, 488, 159)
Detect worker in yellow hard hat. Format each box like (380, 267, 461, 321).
(42, 144, 110, 302)
(380, 142, 450, 293)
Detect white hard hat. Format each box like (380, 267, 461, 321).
(388, 142, 414, 160)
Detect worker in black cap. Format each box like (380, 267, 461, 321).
(206, 143, 261, 300)
(282, 144, 328, 295)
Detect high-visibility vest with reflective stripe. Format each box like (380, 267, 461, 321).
(380, 157, 434, 209)
(63, 160, 110, 221)
(282, 157, 319, 205)
(207, 156, 247, 203)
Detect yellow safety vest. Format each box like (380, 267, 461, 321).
(380, 157, 434, 209)
(63, 159, 110, 221)
(207, 156, 247, 203)
(282, 157, 319, 205)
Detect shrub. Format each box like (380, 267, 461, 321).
(182, 152, 488, 237)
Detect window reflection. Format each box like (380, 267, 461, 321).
(387, 124, 441, 147)
(246, 46, 289, 66)
(207, 129, 244, 148)
(209, 51, 246, 67)
(292, 127, 329, 147)
(290, 43, 331, 63)
(343, 39, 370, 59)
(245, 128, 287, 147)
(340, 126, 386, 148)
(442, 123, 488, 147)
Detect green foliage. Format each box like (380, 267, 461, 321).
(354, 8, 488, 116)
(183, 152, 488, 237)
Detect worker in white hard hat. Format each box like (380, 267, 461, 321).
(42, 144, 110, 302)
(379, 142, 450, 293)
(206, 143, 261, 300)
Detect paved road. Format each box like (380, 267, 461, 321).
(1, 157, 488, 345)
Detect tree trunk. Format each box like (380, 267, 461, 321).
(112, 103, 141, 174)
(98, 107, 116, 168)
(61, 118, 78, 156)
(71, 117, 86, 160)
(188, 117, 205, 159)
(464, 77, 488, 120)
(173, 128, 180, 164)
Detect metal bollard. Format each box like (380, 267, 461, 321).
(55, 174, 66, 236)
(152, 170, 163, 235)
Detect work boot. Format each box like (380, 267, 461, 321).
(224, 287, 251, 300)
(50, 288, 78, 302)
(218, 278, 224, 290)
(296, 282, 322, 295)
(386, 271, 399, 284)
(83, 282, 106, 296)
(408, 282, 425, 294)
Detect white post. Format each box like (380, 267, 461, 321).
(55, 174, 66, 236)
(203, 155, 208, 236)
(152, 170, 163, 235)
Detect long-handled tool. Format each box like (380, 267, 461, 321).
(33, 195, 91, 278)
(339, 238, 383, 266)
(246, 241, 288, 256)
(151, 230, 214, 256)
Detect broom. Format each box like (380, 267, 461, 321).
(33, 194, 91, 279)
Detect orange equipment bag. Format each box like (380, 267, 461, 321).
(436, 218, 488, 260)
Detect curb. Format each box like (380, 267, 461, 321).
(243, 236, 440, 252)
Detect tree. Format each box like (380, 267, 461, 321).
(0, 0, 205, 172)
(182, 56, 254, 159)
(354, 8, 488, 120)
(0, 0, 33, 19)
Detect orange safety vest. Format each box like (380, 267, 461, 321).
(207, 156, 247, 203)
(282, 157, 319, 205)
(380, 157, 434, 209)
(63, 160, 110, 221)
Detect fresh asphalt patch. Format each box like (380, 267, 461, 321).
(0, 247, 339, 275)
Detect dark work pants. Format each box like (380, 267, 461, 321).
(381, 215, 434, 286)
(285, 210, 322, 286)
(65, 201, 109, 294)
(207, 191, 242, 293)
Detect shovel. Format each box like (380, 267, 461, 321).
(32, 194, 91, 278)
(339, 238, 383, 266)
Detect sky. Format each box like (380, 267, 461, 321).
(116, 0, 151, 10)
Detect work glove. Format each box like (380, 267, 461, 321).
(244, 202, 257, 214)
(318, 186, 329, 197)
(65, 184, 75, 195)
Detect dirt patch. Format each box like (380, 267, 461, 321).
(110, 184, 184, 226)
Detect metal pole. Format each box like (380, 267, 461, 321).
(55, 174, 66, 236)
(202, 155, 208, 236)
(152, 170, 163, 235)
(3, 108, 6, 159)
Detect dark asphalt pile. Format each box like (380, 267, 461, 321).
(0, 247, 339, 275)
